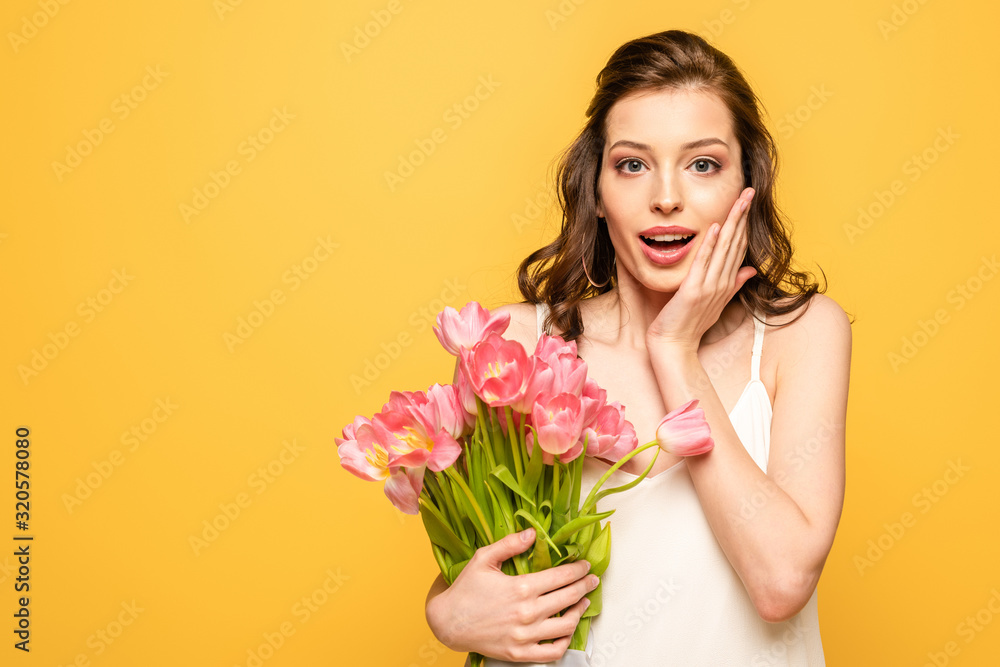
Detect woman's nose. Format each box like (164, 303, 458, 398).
(651, 173, 682, 213)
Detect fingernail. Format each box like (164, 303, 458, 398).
(589, 575, 600, 589)
(583, 599, 591, 609)
(521, 528, 535, 543)
(739, 198, 749, 213)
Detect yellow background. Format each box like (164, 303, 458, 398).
(2, 0, 998, 665)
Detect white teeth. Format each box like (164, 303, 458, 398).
(642, 233, 694, 242)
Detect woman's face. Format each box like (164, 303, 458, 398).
(596, 87, 746, 292)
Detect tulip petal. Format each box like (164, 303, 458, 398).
(655, 399, 714, 456)
(384, 467, 424, 514)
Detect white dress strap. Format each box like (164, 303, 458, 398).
(750, 309, 766, 382)
(536, 302, 549, 340)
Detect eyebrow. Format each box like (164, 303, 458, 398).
(608, 137, 730, 152)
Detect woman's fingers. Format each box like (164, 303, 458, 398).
(536, 572, 598, 619)
(509, 597, 589, 663)
(707, 188, 753, 282)
(722, 192, 753, 281)
(536, 593, 592, 639)
(471, 529, 536, 573)
(522, 558, 592, 598)
(688, 221, 719, 288)
(517, 634, 573, 664)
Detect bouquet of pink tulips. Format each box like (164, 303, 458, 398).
(336, 302, 713, 666)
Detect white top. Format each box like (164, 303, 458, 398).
(536, 302, 825, 666)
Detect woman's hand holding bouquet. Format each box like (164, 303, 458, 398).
(337, 302, 713, 665)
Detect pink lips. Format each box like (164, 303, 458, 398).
(638, 226, 697, 266)
(638, 225, 696, 236)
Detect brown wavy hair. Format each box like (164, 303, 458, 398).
(517, 29, 836, 344)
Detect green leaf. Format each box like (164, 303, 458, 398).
(419, 500, 473, 561)
(430, 543, 453, 582)
(490, 465, 535, 508)
(530, 532, 552, 571)
(484, 475, 515, 537)
(445, 467, 494, 543)
(570, 616, 592, 651)
(430, 471, 469, 545)
(521, 425, 544, 499)
(537, 499, 553, 533)
(448, 558, 470, 583)
(583, 522, 612, 576)
(485, 481, 504, 539)
(582, 580, 603, 618)
(553, 543, 579, 566)
(550, 509, 615, 546)
(574, 522, 595, 550)
(513, 509, 559, 554)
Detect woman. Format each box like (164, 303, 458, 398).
(425, 29, 851, 665)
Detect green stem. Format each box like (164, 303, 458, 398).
(444, 467, 494, 544)
(553, 457, 560, 507)
(504, 405, 524, 480)
(570, 446, 584, 520)
(476, 396, 493, 457)
(431, 471, 468, 544)
(580, 440, 660, 514)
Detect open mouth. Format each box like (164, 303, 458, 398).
(640, 233, 695, 252)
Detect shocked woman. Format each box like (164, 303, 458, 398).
(425, 29, 851, 666)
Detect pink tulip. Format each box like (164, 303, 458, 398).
(655, 399, 714, 456)
(371, 403, 461, 473)
(434, 301, 511, 356)
(374, 392, 432, 468)
(580, 378, 608, 429)
(533, 332, 578, 361)
(384, 466, 425, 515)
(510, 335, 586, 414)
(510, 357, 555, 414)
(547, 352, 588, 399)
(534, 335, 585, 393)
(380, 389, 424, 414)
(338, 421, 396, 482)
(525, 419, 584, 465)
(581, 402, 637, 461)
(460, 333, 533, 408)
(530, 393, 585, 459)
(452, 362, 478, 417)
(335, 415, 371, 448)
(425, 383, 475, 439)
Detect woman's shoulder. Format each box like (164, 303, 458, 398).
(765, 292, 849, 326)
(491, 301, 542, 351)
(767, 293, 853, 374)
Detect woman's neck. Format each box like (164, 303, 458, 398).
(581, 284, 744, 352)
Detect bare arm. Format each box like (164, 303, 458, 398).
(649, 294, 851, 622)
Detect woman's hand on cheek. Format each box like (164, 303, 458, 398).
(646, 187, 758, 356)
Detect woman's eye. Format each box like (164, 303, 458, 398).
(616, 158, 646, 174)
(692, 158, 721, 173)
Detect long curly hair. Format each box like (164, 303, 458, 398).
(516, 29, 832, 344)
